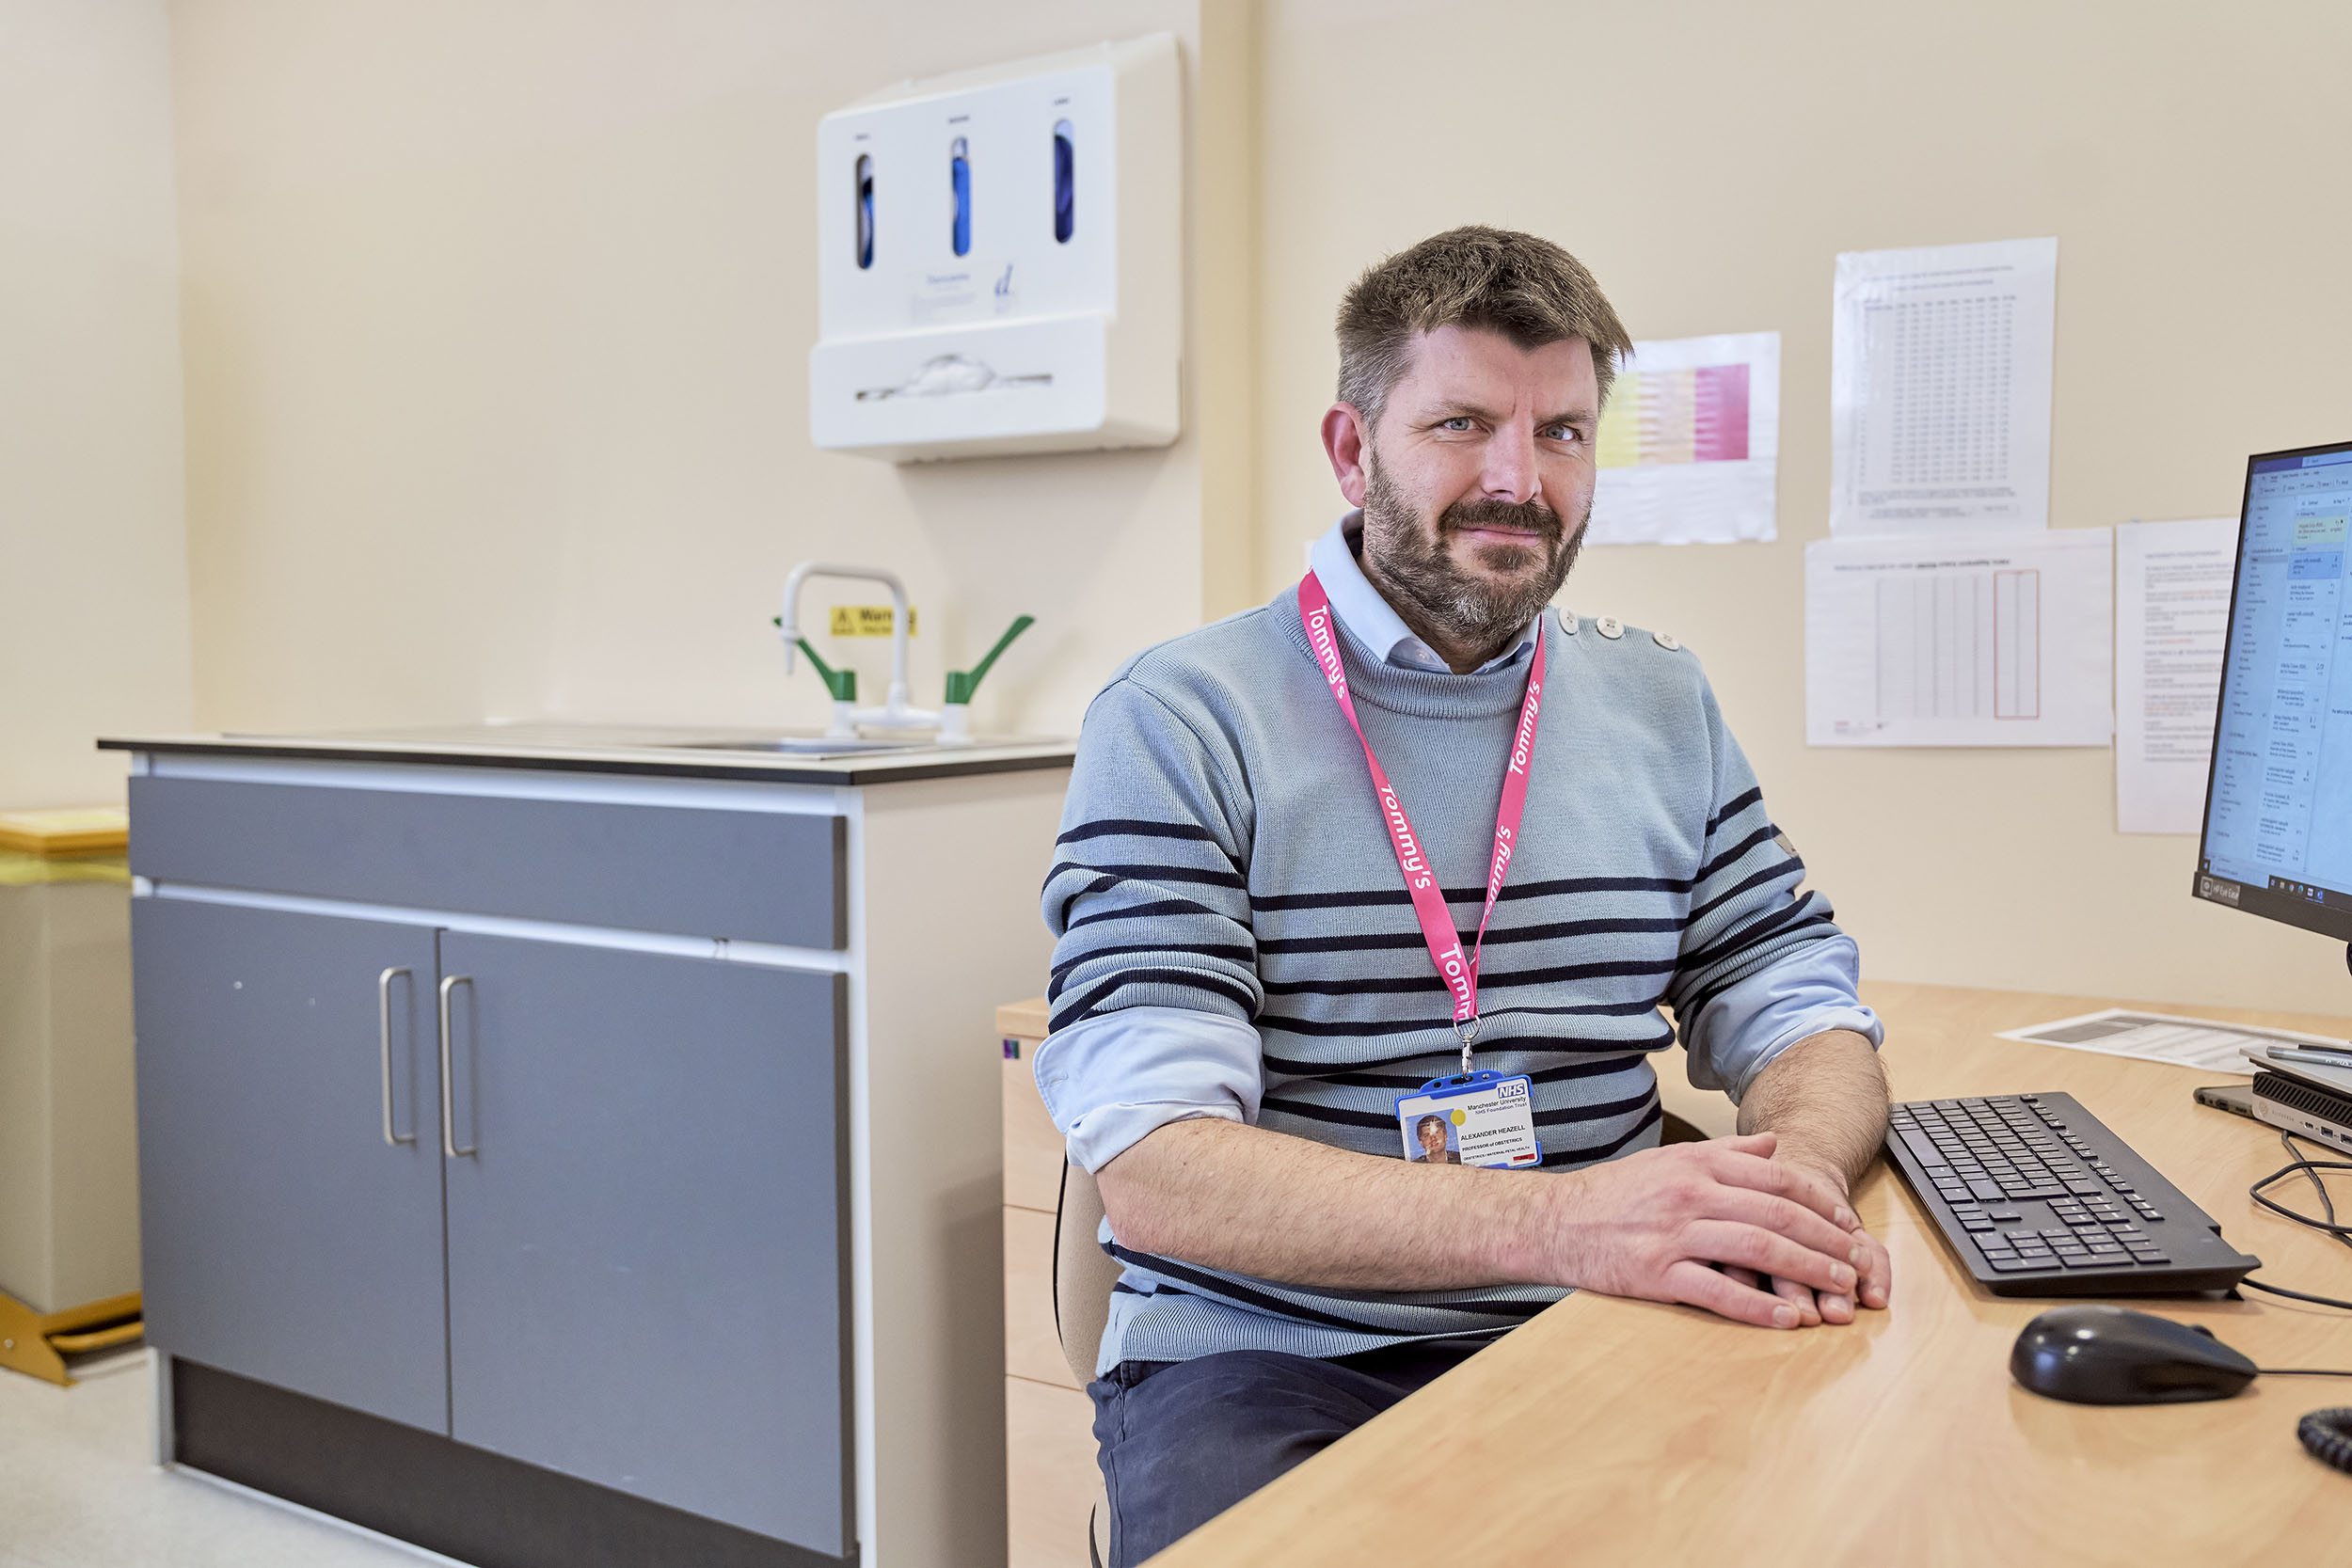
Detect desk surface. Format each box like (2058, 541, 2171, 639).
(1139, 980, 2352, 1566)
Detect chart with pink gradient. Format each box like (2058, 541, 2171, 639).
(1587, 331, 1779, 546)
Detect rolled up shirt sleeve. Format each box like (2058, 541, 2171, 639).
(1664, 669, 1881, 1102)
(1683, 932, 1883, 1101)
(1032, 1004, 1265, 1173)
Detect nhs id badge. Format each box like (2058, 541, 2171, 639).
(1394, 1071, 1541, 1170)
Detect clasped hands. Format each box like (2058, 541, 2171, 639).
(1551, 1131, 1891, 1329)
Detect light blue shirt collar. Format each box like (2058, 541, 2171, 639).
(1307, 512, 1539, 675)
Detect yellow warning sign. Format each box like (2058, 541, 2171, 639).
(830, 605, 916, 637)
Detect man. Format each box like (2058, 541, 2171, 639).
(1036, 227, 1890, 1566)
(1411, 1114, 1458, 1164)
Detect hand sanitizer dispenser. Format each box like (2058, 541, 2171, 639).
(810, 34, 1182, 462)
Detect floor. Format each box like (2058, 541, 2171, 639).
(0, 1351, 422, 1568)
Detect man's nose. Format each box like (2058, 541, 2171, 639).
(1481, 422, 1540, 505)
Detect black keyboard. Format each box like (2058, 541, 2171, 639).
(1883, 1093, 2259, 1296)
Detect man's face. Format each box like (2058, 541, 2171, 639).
(1419, 1120, 1449, 1158)
(1331, 325, 1601, 656)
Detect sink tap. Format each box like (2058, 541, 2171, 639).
(778, 562, 940, 736)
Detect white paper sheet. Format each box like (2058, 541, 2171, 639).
(1804, 527, 2113, 746)
(2116, 516, 2239, 833)
(2000, 1007, 2346, 1076)
(1586, 331, 1779, 546)
(1830, 237, 2058, 537)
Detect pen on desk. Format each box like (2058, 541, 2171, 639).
(2260, 1044, 2352, 1069)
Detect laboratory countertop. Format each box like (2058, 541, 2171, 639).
(97, 723, 1077, 787)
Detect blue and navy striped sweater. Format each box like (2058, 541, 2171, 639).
(1037, 583, 1872, 1367)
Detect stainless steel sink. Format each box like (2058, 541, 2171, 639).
(675, 736, 933, 755)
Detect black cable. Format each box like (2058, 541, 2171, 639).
(2257, 1367, 2352, 1377)
(2249, 1137, 2352, 1241)
(2235, 1126, 2352, 1474)
(2299, 1129, 2342, 1231)
(2238, 1130, 2352, 1309)
(2301, 1408, 2352, 1475)
(2239, 1277, 2352, 1312)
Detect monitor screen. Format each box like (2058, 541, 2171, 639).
(2195, 439, 2352, 943)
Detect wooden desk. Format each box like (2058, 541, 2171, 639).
(1148, 981, 2352, 1566)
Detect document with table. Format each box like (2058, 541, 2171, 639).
(1804, 527, 2113, 746)
(1829, 236, 2058, 537)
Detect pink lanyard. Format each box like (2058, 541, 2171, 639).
(1297, 570, 1546, 1076)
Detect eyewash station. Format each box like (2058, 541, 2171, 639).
(776, 561, 1036, 748)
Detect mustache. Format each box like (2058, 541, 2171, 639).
(1438, 497, 1564, 542)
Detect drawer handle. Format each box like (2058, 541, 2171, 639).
(438, 974, 477, 1158)
(378, 967, 416, 1147)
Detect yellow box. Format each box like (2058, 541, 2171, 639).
(829, 604, 916, 637)
(0, 807, 129, 857)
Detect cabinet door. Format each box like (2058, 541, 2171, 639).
(439, 934, 850, 1556)
(132, 897, 449, 1433)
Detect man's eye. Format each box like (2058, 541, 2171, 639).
(1542, 424, 1581, 443)
(1438, 416, 1474, 433)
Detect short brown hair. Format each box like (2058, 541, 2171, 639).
(1336, 226, 1633, 431)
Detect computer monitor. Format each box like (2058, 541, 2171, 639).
(2194, 438, 2352, 959)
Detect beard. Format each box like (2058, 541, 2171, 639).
(1359, 455, 1588, 656)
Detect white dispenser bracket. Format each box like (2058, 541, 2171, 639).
(810, 35, 1182, 463)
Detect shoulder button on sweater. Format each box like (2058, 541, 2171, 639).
(1596, 615, 1624, 639)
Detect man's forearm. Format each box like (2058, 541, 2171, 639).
(1094, 1117, 1553, 1290)
(1093, 1105, 1872, 1331)
(1734, 1029, 1890, 1188)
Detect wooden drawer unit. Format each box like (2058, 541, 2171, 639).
(128, 775, 845, 948)
(999, 1003, 1100, 1568)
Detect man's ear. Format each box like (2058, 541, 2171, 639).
(1321, 403, 1373, 508)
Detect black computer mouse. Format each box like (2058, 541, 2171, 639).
(2010, 1306, 2259, 1404)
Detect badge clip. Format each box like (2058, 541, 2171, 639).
(1453, 1014, 1481, 1078)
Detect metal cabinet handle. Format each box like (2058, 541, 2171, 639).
(378, 967, 416, 1147)
(438, 974, 477, 1158)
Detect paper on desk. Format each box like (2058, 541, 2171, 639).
(2116, 516, 2239, 833)
(1830, 237, 2057, 537)
(2001, 1007, 2349, 1076)
(1804, 526, 2112, 746)
(1586, 332, 1779, 546)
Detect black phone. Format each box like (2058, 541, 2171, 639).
(2194, 1083, 2257, 1119)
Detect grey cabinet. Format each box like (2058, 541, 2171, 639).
(439, 934, 850, 1552)
(132, 898, 449, 1433)
(132, 894, 853, 1559)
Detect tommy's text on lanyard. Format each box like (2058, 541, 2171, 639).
(1295, 571, 1547, 1077)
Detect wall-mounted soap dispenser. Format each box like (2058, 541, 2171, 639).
(809, 34, 1182, 462)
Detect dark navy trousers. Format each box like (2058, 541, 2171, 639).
(1086, 1338, 1493, 1567)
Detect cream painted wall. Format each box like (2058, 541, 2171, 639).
(169, 0, 1254, 743)
(0, 0, 192, 811)
(1256, 0, 2352, 1015)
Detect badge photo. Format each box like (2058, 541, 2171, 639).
(1403, 1108, 1464, 1164)
(1394, 1071, 1542, 1170)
